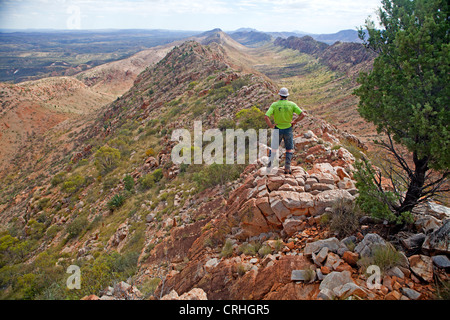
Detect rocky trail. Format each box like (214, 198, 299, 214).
(82, 125, 449, 301)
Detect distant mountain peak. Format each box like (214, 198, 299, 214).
(198, 28, 223, 37)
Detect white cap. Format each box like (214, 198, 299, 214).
(278, 87, 289, 97)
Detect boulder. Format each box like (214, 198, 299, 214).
(304, 237, 343, 257)
(282, 216, 306, 236)
(334, 282, 368, 299)
(401, 288, 421, 300)
(269, 191, 314, 221)
(414, 215, 442, 233)
(291, 269, 316, 283)
(238, 198, 272, 236)
(431, 255, 450, 271)
(385, 290, 402, 300)
(324, 252, 344, 271)
(205, 258, 219, 272)
(354, 233, 386, 258)
(426, 202, 450, 220)
(408, 254, 434, 282)
(319, 271, 353, 292)
(400, 233, 426, 252)
(312, 246, 329, 265)
(313, 189, 354, 215)
(422, 220, 450, 255)
(342, 251, 359, 267)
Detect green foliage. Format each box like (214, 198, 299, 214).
(108, 138, 130, 157)
(123, 175, 135, 192)
(220, 239, 234, 258)
(218, 118, 236, 131)
(358, 243, 404, 274)
(258, 244, 272, 257)
(356, 0, 449, 170)
(235, 106, 267, 131)
(192, 163, 244, 191)
(51, 171, 66, 187)
(108, 194, 125, 211)
(151, 168, 163, 183)
(68, 251, 139, 299)
(138, 174, 155, 190)
(238, 241, 262, 256)
(354, 159, 413, 225)
(231, 77, 250, 92)
(139, 278, 162, 298)
(354, 0, 449, 216)
(94, 146, 121, 175)
(26, 219, 46, 240)
(209, 84, 233, 102)
(61, 174, 86, 194)
(66, 216, 89, 239)
(328, 199, 364, 238)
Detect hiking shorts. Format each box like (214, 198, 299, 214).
(272, 126, 294, 151)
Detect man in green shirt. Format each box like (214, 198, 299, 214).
(264, 87, 305, 174)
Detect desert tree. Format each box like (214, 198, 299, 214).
(354, 0, 449, 221)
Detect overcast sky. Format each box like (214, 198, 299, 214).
(0, 0, 382, 34)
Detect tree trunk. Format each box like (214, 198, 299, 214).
(398, 153, 429, 214)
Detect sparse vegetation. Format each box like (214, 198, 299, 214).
(94, 146, 121, 175)
(327, 198, 364, 238)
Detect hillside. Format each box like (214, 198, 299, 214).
(75, 44, 174, 97)
(0, 32, 448, 301)
(0, 77, 114, 171)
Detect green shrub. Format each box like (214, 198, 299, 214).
(94, 146, 121, 175)
(192, 163, 244, 191)
(66, 216, 89, 239)
(26, 219, 46, 240)
(51, 172, 66, 187)
(235, 106, 266, 131)
(151, 168, 163, 183)
(108, 138, 130, 157)
(61, 174, 86, 194)
(139, 277, 162, 298)
(231, 77, 250, 91)
(238, 241, 262, 256)
(220, 239, 234, 258)
(108, 194, 125, 211)
(258, 244, 272, 257)
(328, 199, 364, 238)
(218, 118, 236, 131)
(354, 159, 413, 225)
(138, 174, 155, 190)
(123, 175, 135, 192)
(103, 176, 119, 190)
(357, 242, 404, 274)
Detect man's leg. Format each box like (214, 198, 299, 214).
(284, 127, 295, 174)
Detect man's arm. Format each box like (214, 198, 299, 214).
(291, 112, 305, 126)
(265, 115, 274, 129)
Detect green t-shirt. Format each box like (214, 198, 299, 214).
(265, 100, 302, 129)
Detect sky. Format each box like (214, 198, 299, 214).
(0, 0, 383, 34)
